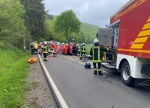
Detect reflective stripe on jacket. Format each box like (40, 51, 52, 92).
(92, 46, 101, 63)
(82, 46, 85, 52)
(43, 46, 48, 53)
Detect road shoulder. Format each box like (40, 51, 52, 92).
(26, 55, 58, 108)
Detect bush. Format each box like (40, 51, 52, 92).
(0, 48, 30, 108)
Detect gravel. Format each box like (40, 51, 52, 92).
(26, 55, 58, 108)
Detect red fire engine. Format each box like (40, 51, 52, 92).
(99, 0, 150, 87)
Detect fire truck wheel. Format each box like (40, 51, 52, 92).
(121, 61, 134, 86)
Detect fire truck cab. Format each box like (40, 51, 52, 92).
(98, 0, 150, 87)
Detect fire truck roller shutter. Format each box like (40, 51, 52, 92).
(121, 61, 134, 86)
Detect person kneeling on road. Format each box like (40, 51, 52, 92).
(90, 38, 109, 75)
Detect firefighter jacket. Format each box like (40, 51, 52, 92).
(81, 46, 86, 52)
(42, 45, 48, 53)
(90, 43, 109, 63)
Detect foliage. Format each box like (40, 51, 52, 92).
(44, 18, 55, 41)
(46, 14, 99, 44)
(80, 23, 99, 43)
(85, 43, 93, 55)
(54, 10, 81, 43)
(46, 14, 54, 20)
(0, 48, 30, 108)
(44, 17, 66, 42)
(69, 23, 99, 44)
(0, 0, 28, 46)
(20, 0, 46, 41)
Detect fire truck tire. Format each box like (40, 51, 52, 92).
(121, 61, 134, 86)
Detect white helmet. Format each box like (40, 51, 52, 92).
(94, 39, 99, 44)
(82, 43, 85, 46)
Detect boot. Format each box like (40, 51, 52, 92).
(93, 70, 97, 75)
(98, 71, 103, 76)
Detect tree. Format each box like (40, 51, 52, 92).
(54, 10, 81, 43)
(46, 14, 54, 20)
(0, 0, 28, 46)
(44, 18, 54, 40)
(20, 0, 46, 41)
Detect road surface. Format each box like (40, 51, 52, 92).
(41, 55, 150, 108)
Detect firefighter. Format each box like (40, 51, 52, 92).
(30, 42, 34, 55)
(67, 42, 73, 55)
(90, 38, 109, 75)
(72, 38, 77, 55)
(54, 43, 58, 54)
(49, 43, 54, 54)
(61, 43, 65, 54)
(42, 42, 49, 61)
(79, 44, 83, 59)
(64, 43, 68, 55)
(81, 43, 86, 61)
(33, 41, 38, 54)
(81, 43, 86, 56)
(77, 45, 81, 57)
(72, 38, 76, 46)
(69, 42, 73, 55)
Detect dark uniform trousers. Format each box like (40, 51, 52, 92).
(77, 49, 80, 56)
(93, 62, 101, 72)
(80, 46, 85, 59)
(90, 45, 109, 75)
(30, 44, 34, 55)
(91, 46, 101, 74)
(43, 46, 48, 61)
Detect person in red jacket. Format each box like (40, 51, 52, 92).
(54, 43, 58, 54)
(61, 43, 65, 54)
(64, 43, 68, 55)
(68, 43, 73, 55)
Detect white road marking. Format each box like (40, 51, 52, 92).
(38, 55, 69, 108)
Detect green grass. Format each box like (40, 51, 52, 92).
(85, 43, 93, 55)
(0, 47, 30, 108)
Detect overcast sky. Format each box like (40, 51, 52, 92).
(44, 0, 128, 27)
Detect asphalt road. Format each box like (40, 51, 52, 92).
(42, 55, 150, 108)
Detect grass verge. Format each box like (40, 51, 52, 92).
(85, 43, 93, 55)
(0, 47, 30, 108)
